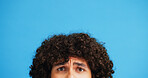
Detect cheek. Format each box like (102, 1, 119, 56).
(75, 72, 92, 78)
(51, 69, 58, 78)
(51, 72, 66, 78)
(51, 69, 67, 78)
(51, 72, 92, 78)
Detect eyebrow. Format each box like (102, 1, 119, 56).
(54, 62, 66, 66)
(54, 62, 86, 67)
(73, 62, 86, 67)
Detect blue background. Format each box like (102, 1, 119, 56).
(0, 0, 148, 78)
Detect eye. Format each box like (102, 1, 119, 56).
(77, 67, 85, 72)
(57, 67, 66, 71)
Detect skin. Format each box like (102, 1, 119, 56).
(51, 57, 92, 78)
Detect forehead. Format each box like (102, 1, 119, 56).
(69, 57, 86, 62)
(53, 57, 88, 66)
(68, 57, 87, 64)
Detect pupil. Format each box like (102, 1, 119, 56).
(79, 68, 83, 71)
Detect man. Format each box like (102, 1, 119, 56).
(29, 33, 114, 78)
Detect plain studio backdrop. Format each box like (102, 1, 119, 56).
(0, 0, 148, 78)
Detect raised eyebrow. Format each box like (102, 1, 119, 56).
(73, 62, 86, 67)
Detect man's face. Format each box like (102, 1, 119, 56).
(51, 57, 92, 78)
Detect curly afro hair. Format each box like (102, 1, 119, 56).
(29, 33, 114, 78)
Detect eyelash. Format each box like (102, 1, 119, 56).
(57, 67, 66, 71)
(76, 67, 85, 72)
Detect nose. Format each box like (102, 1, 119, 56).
(67, 74, 74, 78)
(66, 69, 74, 78)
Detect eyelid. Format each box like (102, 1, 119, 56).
(55, 65, 65, 69)
(57, 66, 65, 69)
(77, 66, 87, 69)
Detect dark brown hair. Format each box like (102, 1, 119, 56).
(29, 33, 114, 78)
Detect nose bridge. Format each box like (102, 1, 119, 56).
(67, 68, 74, 78)
(66, 59, 74, 78)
